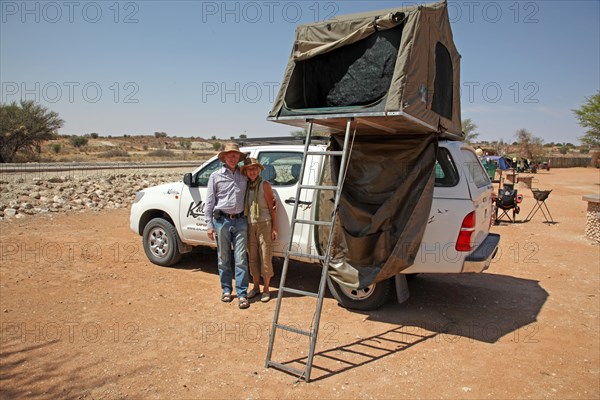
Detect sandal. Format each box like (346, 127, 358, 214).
(238, 297, 249, 309)
(221, 293, 232, 303)
(247, 288, 260, 299)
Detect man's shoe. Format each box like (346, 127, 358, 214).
(221, 293, 232, 303)
(238, 297, 249, 309)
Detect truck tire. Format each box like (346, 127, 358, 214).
(327, 277, 392, 311)
(142, 218, 182, 266)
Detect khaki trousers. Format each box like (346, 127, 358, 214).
(248, 220, 274, 280)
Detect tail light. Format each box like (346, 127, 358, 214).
(456, 211, 475, 251)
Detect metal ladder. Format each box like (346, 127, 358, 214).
(265, 118, 354, 382)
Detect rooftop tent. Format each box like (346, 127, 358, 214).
(268, 0, 463, 138)
(268, 1, 462, 290)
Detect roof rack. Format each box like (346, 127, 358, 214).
(234, 136, 330, 146)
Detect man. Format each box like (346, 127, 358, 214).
(205, 143, 250, 309)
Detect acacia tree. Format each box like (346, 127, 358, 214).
(290, 128, 307, 137)
(462, 118, 480, 144)
(573, 91, 600, 147)
(0, 100, 64, 163)
(514, 128, 545, 161)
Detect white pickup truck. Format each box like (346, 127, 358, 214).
(130, 139, 499, 310)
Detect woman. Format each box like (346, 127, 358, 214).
(242, 158, 278, 302)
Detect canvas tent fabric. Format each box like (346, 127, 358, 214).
(315, 133, 437, 289)
(268, 0, 462, 138)
(484, 156, 512, 171)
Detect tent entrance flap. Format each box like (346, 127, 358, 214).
(316, 134, 437, 289)
(284, 24, 404, 113)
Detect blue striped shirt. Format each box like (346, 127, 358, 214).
(205, 165, 248, 229)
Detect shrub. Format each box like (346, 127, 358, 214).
(51, 143, 61, 154)
(69, 136, 88, 147)
(89, 132, 99, 139)
(212, 142, 222, 151)
(99, 149, 130, 158)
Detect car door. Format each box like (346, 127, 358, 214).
(178, 157, 222, 245)
(255, 150, 309, 257)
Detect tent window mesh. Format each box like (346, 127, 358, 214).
(431, 42, 453, 119)
(285, 25, 403, 109)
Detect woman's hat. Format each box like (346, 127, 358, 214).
(241, 157, 264, 176)
(218, 143, 247, 163)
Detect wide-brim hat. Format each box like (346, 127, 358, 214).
(241, 157, 265, 176)
(218, 142, 247, 163)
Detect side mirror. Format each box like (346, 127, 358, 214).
(183, 173, 194, 187)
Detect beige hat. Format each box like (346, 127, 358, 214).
(218, 142, 247, 163)
(241, 157, 265, 176)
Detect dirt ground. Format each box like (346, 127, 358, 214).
(1, 167, 599, 399)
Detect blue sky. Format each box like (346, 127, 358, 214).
(1, 0, 599, 144)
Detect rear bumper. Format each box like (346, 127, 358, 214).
(462, 233, 500, 273)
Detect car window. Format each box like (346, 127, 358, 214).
(195, 153, 250, 186)
(257, 152, 303, 186)
(435, 147, 459, 187)
(196, 159, 221, 187)
(461, 149, 491, 188)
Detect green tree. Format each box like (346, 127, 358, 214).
(0, 100, 64, 163)
(461, 119, 479, 144)
(154, 131, 168, 138)
(212, 142, 222, 151)
(239, 134, 247, 139)
(290, 128, 307, 137)
(558, 145, 569, 155)
(573, 91, 600, 147)
(89, 132, 99, 139)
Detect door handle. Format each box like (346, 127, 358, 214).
(285, 197, 312, 206)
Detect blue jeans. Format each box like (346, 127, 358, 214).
(214, 216, 249, 298)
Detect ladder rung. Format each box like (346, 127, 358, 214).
(287, 252, 326, 261)
(299, 184, 339, 191)
(275, 323, 313, 337)
(266, 361, 306, 378)
(281, 286, 319, 298)
(293, 219, 333, 227)
(306, 150, 343, 156)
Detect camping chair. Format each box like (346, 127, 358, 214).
(495, 183, 522, 223)
(525, 189, 554, 223)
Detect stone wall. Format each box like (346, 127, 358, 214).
(583, 196, 600, 242)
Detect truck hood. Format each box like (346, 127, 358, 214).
(140, 181, 184, 197)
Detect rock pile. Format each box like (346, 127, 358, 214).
(0, 171, 184, 220)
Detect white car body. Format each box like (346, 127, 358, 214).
(130, 139, 499, 308)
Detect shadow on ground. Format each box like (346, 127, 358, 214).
(271, 271, 548, 382)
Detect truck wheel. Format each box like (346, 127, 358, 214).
(327, 277, 392, 311)
(142, 218, 182, 266)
